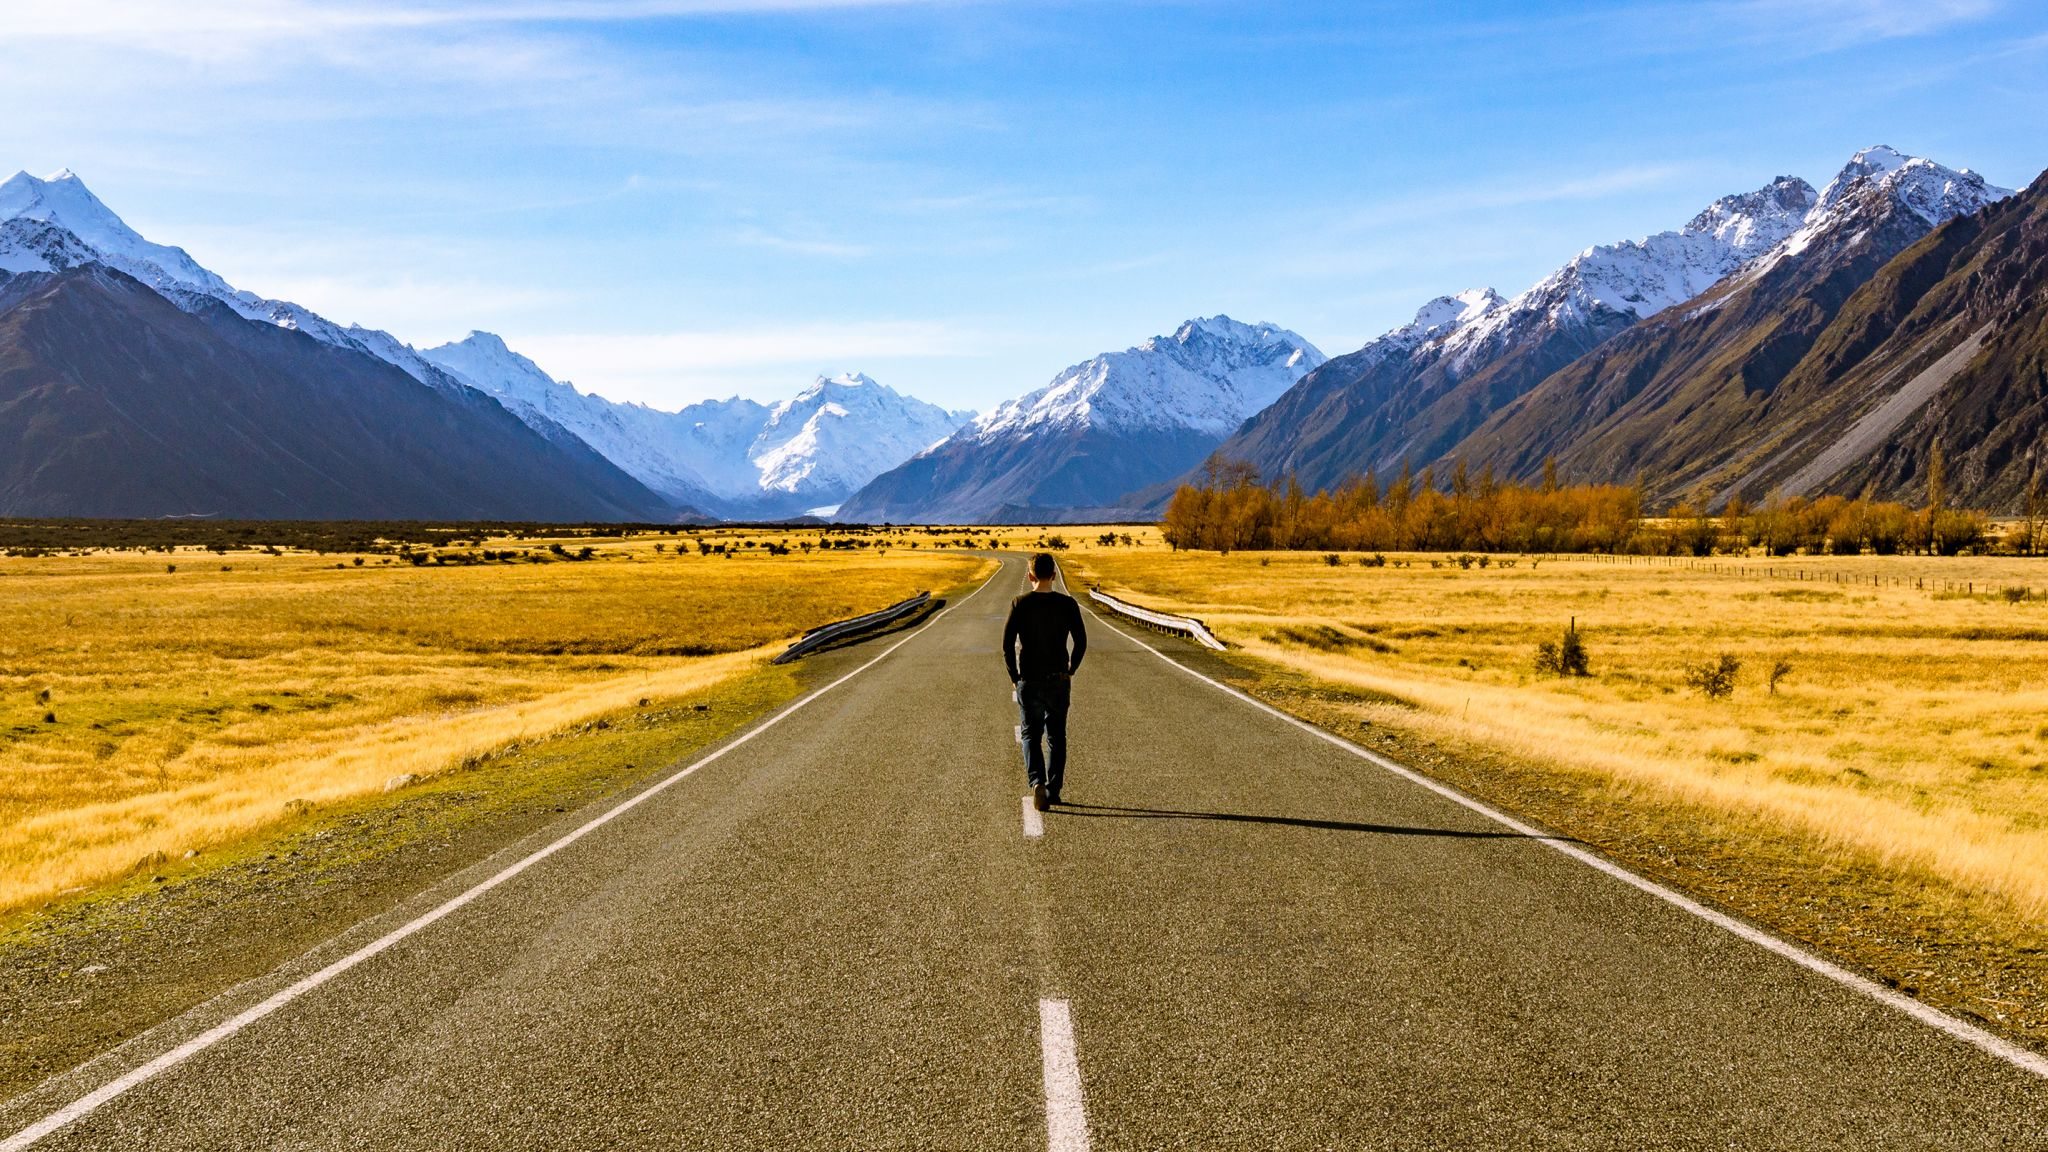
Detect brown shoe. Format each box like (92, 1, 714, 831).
(1032, 784, 1049, 812)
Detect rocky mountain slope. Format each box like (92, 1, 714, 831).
(0, 264, 672, 520)
(1455, 147, 2014, 501)
(839, 316, 1322, 522)
(1187, 173, 1822, 501)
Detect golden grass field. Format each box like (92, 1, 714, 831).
(0, 530, 994, 917)
(1064, 535, 2048, 926)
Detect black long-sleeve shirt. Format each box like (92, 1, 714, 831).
(1003, 591, 1087, 683)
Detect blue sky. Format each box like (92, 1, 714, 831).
(4, 0, 2046, 412)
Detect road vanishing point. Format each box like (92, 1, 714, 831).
(5, 555, 2046, 1149)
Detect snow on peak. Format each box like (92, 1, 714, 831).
(1811, 146, 2009, 225)
(1405, 170, 1822, 371)
(968, 316, 1326, 442)
(789, 371, 880, 403)
(1393, 289, 1505, 343)
(422, 335, 969, 510)
(423, 330, 560, 401)
(1814, 145, 1913, 214)
(751, 372, 969, 497)
(1538, 173, 1815, 318)
(0, 168, 240, 302)
(1762, 146, 2012, 270)
(1683, 175, 1817, 251)
(0, 167, 412, 362)
(458, 329, 515, 356)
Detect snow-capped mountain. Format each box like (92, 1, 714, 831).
(837, 317, 1323, 522)
(1748, 145, 2007, 275)
(970, 316, 1324, 443)
(1196, 168, 1830, 496)
(422, 336, 970, 518)
(0, 168, 972, 521)
(421, 331, 761, 510)
(750, 373, 972, 507)
(1438, 173, 1818, 374)
(0, 169, 423, 363)
(1455, 146, 2015, 497)
(0, 178, 676, 521)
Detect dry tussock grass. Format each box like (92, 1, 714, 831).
(1068, 544, 2048, 923)
(0, 531, 990, 914)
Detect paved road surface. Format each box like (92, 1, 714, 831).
(6, 555, 2046, 1149)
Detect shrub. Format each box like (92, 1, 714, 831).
(1686, 654, 1741, 698)
(1323, 553, 1343, 566)
(1767, 659, 1792, 694)
(2003, 586, 2028, 604)
(1533, 620, 1589, 677)
(1360, 553, 1386, 568)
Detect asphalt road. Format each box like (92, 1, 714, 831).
(6, 554, 2046, 1149)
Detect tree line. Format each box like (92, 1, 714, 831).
(1160, 455, 2039, 556)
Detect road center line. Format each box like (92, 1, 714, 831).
(1, 562, 1011, 1152)
(1021, 795, 1045, 839)
(1038, 998, 1091, 1152)
(1086, 601, 2048, 1081)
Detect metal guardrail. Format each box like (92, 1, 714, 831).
(1087, 587, 1227, 651)
(773, 591, 934, 664)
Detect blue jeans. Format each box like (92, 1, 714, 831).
(1018, 677, 1071, 792)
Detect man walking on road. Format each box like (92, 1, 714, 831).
(1004, 553, 1087, 812)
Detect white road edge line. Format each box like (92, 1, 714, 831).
(1038, 998, 1091, 1152)
(1090, 604, 2048, 1081)
(1, 562, 1012, 1152)
(1021, 795, 1045, 839)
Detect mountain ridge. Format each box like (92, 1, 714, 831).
(1453, 146, 2013, 500)
(837, 316, 1323, 522)
(1175, 169, 1827, 507)
(0, 263, 675, 521)
(0, 168, 972, 522)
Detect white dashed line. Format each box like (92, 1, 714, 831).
(1038, 998, 1091, 1152)
(1021, 795, 1045, 839)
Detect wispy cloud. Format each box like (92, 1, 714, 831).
(1716, 0, 1998, 45)
(730, 227, 875, 258)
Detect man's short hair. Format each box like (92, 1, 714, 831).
(1030, 552, 1058, 581)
